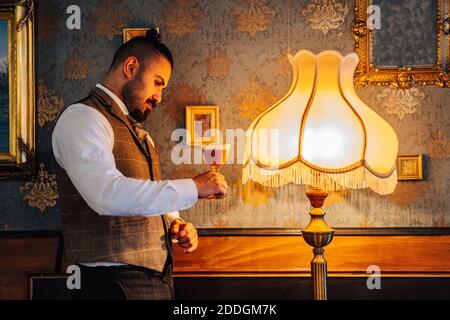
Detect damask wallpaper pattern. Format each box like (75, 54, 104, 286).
(0, 0, 449, 231)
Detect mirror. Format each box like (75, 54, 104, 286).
(352, 0, 449, 88)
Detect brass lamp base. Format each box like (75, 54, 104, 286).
(302, 188, 335, 300)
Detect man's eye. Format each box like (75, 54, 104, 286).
(155, 81, 163, 86)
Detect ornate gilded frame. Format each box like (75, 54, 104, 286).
(186, 106, 220, 146)
(122, 27, 150, 43)
(397, 154, 423, 181)
(352, 0, 450, 88)
(0, 0, 35, 179)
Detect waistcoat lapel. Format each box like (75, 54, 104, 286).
(89, 87, 151, 160)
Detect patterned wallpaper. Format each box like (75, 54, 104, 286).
(0, 0, 449, 231)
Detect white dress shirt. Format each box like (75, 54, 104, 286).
(52, 84, 198, 266)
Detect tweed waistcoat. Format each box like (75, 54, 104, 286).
(55, 87, 170, 273)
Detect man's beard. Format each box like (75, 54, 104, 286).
(121, 77, 153, 123)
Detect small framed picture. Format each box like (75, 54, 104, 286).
(397, 154, 423, 180)
(186, 106, 220, 146)
(122, 28, 150, 43)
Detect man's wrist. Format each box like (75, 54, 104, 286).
(171, 217, 184, 226)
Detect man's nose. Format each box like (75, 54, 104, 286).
(152, 93, 161, 104)
(153, 90, 162, 103)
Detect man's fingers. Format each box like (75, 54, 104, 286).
(176, 225, 198, 250)
(180, 238, 199, 251)
(184, 241, 199, 253)
(170, 223, 180, 235)
(210, 174, 228, 194)
(178, 236, 190, 244)
(176, 223, 193, 238)
(178, 229, 198, 244)
(216, 184, 227, 195)
(180, 241, 193, 248)
(209, 173, 227, 186)
(217, 176, 228, 190)
(217, 178, 228, 189)
(193, 171, 229, 199)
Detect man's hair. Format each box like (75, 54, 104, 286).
(108, 28, 173, 72)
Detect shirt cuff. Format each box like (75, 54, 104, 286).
(166, 211, 183, 226)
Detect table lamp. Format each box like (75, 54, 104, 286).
(242, 50, 399, 300)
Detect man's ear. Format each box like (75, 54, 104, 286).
(122, 56, 140, 79)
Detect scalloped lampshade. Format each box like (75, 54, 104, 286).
(242, 50, 399, 195)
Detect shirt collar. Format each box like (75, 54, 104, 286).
(96, 83, 129, 116)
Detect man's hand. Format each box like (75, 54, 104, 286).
(193, 171, 228, 199)
(170, 219, 199, 253)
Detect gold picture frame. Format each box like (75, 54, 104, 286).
(397, 154, 423, 181)
(0, 0, 35, 178)
(122, 28, 150, 43)
(186, 106, 220, 146)
(352, 0, 450, 88)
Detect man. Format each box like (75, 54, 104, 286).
(52, 29, 228, 300)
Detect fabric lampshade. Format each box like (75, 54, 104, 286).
(242, 50, 399, 194)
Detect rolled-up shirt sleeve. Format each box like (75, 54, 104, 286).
(52, 104, 198, 217)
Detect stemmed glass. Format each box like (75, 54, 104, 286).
(203, 143, 230, 199)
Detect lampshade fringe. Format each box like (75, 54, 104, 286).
(242, 160, 397, 195)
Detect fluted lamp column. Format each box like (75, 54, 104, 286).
(302, 188, 334, 300)
(242, 50, 399, 300)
